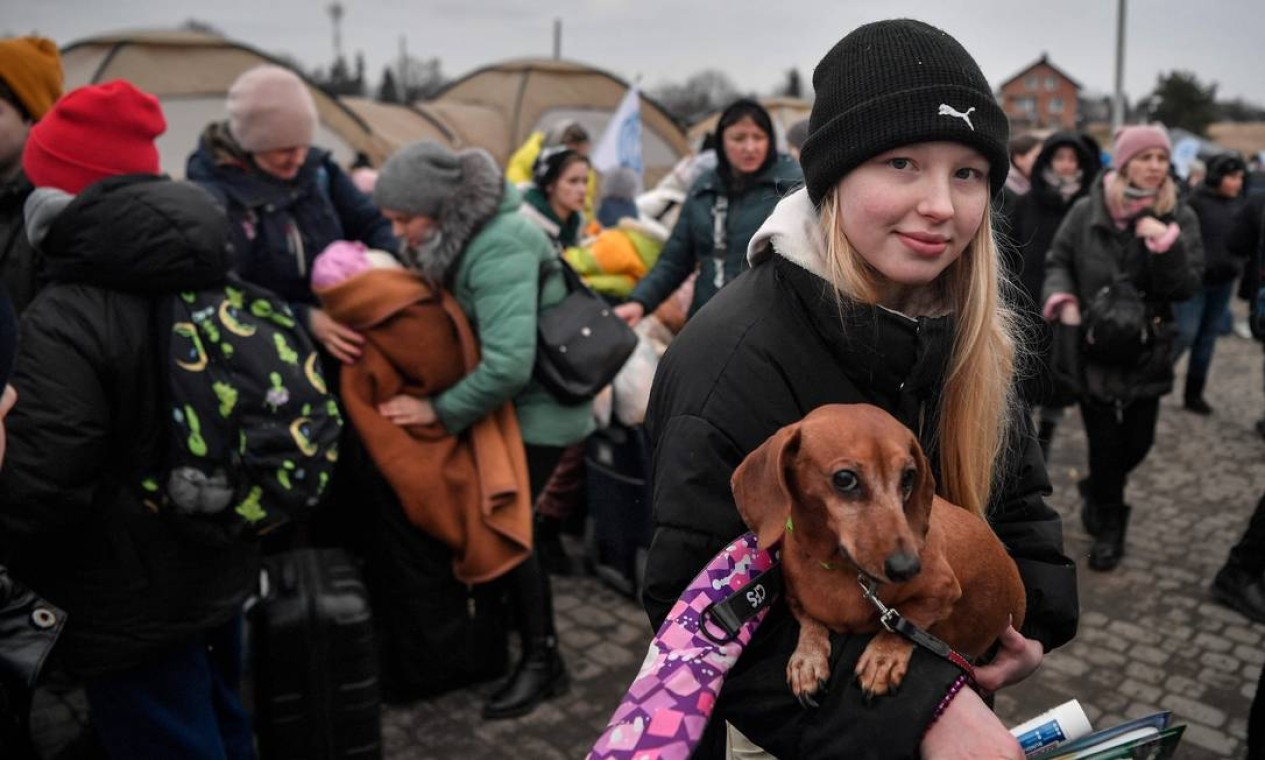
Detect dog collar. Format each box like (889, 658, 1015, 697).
(785, 516, 840, 571)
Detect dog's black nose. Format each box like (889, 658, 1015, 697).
(885, 552, 921, 582)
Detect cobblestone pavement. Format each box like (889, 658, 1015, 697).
(388, 327, 1265, 759)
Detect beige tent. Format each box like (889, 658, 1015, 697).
(341, 97, 462, 152)
(687, 97, 813, 151)
(432, 58, 690, 185)
(60, 30, 394, 177)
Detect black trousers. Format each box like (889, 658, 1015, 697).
(500, 444, 567, 644)
(1079, 396, 1161, 509)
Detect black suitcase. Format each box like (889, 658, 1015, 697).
(584, 424, 653, 598)
(253, 548, 381, 760)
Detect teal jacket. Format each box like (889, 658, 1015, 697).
(629, 155, 802, 316)
(433, 183, 595, 447)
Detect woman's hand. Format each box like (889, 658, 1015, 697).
(974, 624, 1043, 694)
(1134, 216, 1169, 241)
(614, 301, 645, 327)
(1058, 301, 1081, 326)
(308, 309, 364, 365)
(378, 395, 437, 426)
(920, 685, 1024, 760)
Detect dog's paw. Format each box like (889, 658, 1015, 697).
(855, 636, 912, 699)
(787, 649, 831, 709)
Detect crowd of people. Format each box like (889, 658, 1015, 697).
(0, 17, 1264, 760)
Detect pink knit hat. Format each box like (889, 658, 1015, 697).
(226, 65, 317, 153)
(1111, 124, 1172, 170)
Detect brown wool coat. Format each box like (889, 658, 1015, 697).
(317, 269, 532, 583)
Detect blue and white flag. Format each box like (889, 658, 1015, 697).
(1171, 137, 1202, 179)
(591, 86, 643, 185)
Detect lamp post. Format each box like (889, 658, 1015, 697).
(1112, 0, 1126, 133)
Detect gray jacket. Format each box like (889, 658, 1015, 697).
(1043, 179, 1204, 402)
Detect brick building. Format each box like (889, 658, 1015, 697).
(999, 53, 1081, 131)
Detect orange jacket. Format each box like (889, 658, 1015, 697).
(317, 269, 532, 583)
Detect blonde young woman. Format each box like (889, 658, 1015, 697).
(641, 20, 1078, 759)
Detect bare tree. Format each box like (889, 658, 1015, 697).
(652, 69, 741, 124)
(398, 56, 446, 102)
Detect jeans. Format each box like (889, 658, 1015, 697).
(1172, 281, 1235, 397)
(84, 615, 254, 760)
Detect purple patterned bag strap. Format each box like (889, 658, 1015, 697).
(587, 532, 779, 760)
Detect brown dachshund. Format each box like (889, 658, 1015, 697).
(731, 403, 1025, 703)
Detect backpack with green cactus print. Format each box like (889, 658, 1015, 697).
(140, 277, 343, 545)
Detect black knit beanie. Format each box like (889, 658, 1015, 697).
(800, 19, 1010, 205)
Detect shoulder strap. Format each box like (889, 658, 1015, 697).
(711, 195, 729, 253)
(537, 255, 583, 299)
(314, 162, 333, 208)
(699, 562, 782, 644)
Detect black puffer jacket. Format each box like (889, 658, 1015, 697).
(1000, 133, 1098, 407)
(1186, 184, 1245, 285)
(643, 190, 1078, 759)
(0, 175, 260, 678)
(1002, 133, 1098, 304)
(1043, 176, 1204, 403)
(186, 123, 397, 324)
(1230, 193, 1265, 306)
(0, 172, 44, 314)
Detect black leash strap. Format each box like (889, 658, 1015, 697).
(859, 576, 977, 682)
(699, 563, 783, 644)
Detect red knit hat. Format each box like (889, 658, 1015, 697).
(22, 79, 166, 194)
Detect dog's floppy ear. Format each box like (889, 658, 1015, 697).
(906, 434, 936, 537)
(732, 423, 801, 549)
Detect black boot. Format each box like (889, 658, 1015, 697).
(1212, 565, 1265, 624)
(482, 637, 569, 720)
(1184, 377, 1213, 415)
(1089, 504, 1130, 571)
(1183, 396, 1213, 415)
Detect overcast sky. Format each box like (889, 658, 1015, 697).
(7, 0, 1263, 108)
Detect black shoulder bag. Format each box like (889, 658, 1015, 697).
(534, 257, 638, 404)
(1082, 243, 1156, 367)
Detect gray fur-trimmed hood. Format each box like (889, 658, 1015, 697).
(400, 148, 505, 282)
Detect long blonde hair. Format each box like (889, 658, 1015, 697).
(818, 191, 1022, 516)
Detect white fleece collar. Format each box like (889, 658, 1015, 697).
(747, 188, 830, 279)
